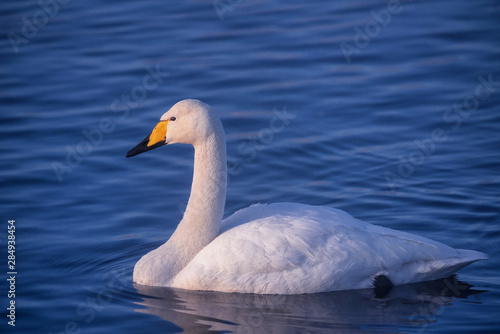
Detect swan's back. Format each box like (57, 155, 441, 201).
(170, 203, 486, 294)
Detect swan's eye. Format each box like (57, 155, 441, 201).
(170, 117, 176, 121)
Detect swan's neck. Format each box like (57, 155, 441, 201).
(167, 131, 227, 276)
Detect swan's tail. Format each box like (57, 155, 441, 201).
(435, 249, 487, 279)
(390, 249, 487, 286)
(456, 249, 488, 263)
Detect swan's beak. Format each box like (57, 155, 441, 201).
(126, 120, 168, 158)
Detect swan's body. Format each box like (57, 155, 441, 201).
(127, 99, 486, 294)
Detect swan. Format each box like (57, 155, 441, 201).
(126, 99, 486, 294)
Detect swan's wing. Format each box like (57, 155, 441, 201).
(219, 202, 367, 232)
(171, 203, 486, 294)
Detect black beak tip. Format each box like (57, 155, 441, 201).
(126, 136, 166, 158)
(126, 136, 150, 158)
(126, 147, 142, 158)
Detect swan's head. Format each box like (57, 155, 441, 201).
(126, 99, 221, 157)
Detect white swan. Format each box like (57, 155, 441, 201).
(126, 99, 486, 294)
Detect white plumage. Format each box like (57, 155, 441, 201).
(172, 203, 485, 294)
(127, 99, 486, 294)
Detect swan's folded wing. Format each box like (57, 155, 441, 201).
(172, 214, 336, 293)
(172, 203, 487, 294)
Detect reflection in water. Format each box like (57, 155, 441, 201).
(134, 276, 484, 333)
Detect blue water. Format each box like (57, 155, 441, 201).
(1, 0, 499, 332)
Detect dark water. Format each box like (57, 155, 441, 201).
(1, 0, 499, 333)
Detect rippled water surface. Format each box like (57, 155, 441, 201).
(1, 0, 499, 333)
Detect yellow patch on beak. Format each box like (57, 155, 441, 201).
(147, 120, 168, 147)
(126, 120, 169, 158)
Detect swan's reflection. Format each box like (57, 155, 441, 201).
(134, 276, 484, 333)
